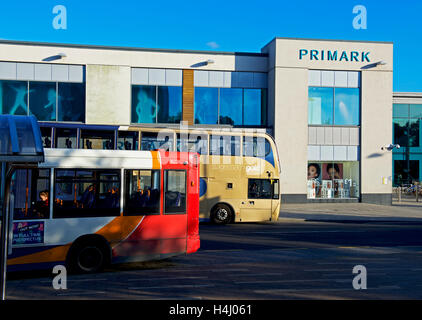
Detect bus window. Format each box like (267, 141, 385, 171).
(40, 127, 52, 148)
(53, 169, 120, 218)
(55, 128, 78, 149)
(118, 131, 139, 150)
(124, 170, 160, 215)
(164, 170, 186, 214)
(248, 179, 273, 199)
(210, 135, 240, 156)
(12, 169, 50, 220)
(272, 179, 280, 199)
(80, 129, 115, 150)
(177, 133, 208, 155)
(243, 136, 275, 167)
(141, 131, 174, 151)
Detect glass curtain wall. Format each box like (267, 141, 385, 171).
(393, 103, 422, 185)
(131, 85, 182, 124)
(0, 80, 85, 122)
(194, 87, 267, 126)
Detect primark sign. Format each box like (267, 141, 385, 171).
(299, 49, 370, 62)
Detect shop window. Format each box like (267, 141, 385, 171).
(194, 87, 218, 125)
(57, 83, 85, 122)
(0, 80, 29, 116)
(393, 118, 420, 148)
(164, 170, 186, 214)
(394, 160, 419, 186)
(141, 131, 174, 151)
(307, 162, 360, 199)
(53, 169, 120, 218)
(124, 170, 160, 215)
(12, 169, 50, 220)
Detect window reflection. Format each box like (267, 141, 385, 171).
(219, 88, 242, 125)
(58, 83, 85, 122)
(29, 82, 57, 121)
(308, 87, 334, 125)
(194, 87, 218, 125)
(0, 80, 29, 116)
(157, 86, 182, 123)
(244, 89, 265, 126)
(132, 85, 156, 124)
(141, 131, 174, 151)
(334, 88, 360, 125)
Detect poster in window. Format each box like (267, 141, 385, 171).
(322, 163, 343, 180)
(12, 221, 44, 245)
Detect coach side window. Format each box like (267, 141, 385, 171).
(53, 169, 120, 218)
(12, 169, 50, 220)
(124, 170, 160, 215)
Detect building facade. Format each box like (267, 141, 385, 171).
(0, 37, 394, 205)
(392, 92, 422, 186)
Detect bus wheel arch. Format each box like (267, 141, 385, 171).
(210, 203, 235, 224)
(66, 234, 112, 274)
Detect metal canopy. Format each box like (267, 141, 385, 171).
(0, 115, 44, 163)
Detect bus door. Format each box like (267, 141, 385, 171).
(158, 152, 192, 255)
(239, 178, 274, 222)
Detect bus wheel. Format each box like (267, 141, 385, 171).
(68, 241, 108, 274)
(211, 204, 233, 225)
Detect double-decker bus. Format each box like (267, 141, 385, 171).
(6, 148, 200, 273)
(38, 122, 281, 224)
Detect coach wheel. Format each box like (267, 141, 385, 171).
(68, 242, 108, 274)
(211, 204, 233, 225)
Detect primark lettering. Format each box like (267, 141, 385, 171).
(299, 49, 370, 62)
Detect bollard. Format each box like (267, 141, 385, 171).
(398, 186, 401, 202)
(416, 184, 419, 203)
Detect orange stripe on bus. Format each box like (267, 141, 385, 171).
(150, 151, 161, 169)
(8, 216, 144, 266)
(8, 244, 71, 266)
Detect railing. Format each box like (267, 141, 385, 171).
(393, 183, 422, 203)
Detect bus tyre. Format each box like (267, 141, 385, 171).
(68, 241, 108, 274)
(211, 204, 233, 225)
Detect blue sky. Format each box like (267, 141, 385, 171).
(0, 0, 420, 92)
